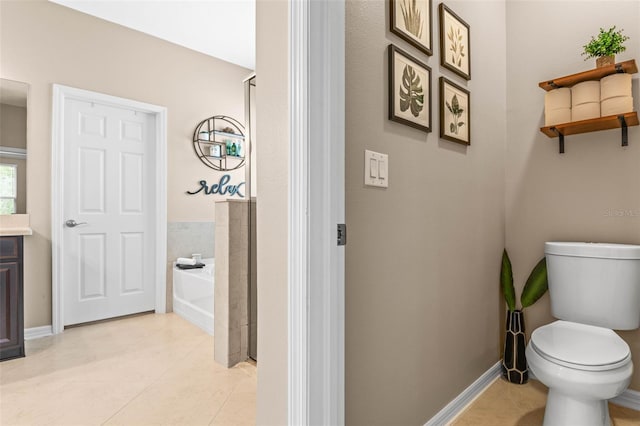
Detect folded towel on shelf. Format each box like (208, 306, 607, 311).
(176, 263, 206, 270)
(176, 257, 196, 266)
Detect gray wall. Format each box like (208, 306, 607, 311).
(505, 0, 640, 391)
(346, 1, 507, 424)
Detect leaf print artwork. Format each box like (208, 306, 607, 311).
(400, 0, 423, 39)
(399, 64, 424, 118)
(439, 5, 470, 80)
(389, 46, 432, 132)
(445, 94, 465, 134)
(447, 25, 465, 68)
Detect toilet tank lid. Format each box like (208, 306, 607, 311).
(545, 242, 640, 259)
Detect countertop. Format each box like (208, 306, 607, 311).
(0, 214, 33, 236)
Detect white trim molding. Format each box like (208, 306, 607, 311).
(288, 0, 345, 425)
(24, 325, 53, 340)
(425, 362, 502, 426)
(612, 389, 640, 412)
(0, 146, 27, 160)
(288, 0, 310, 421)
(153, 107, 168, 314)
(51, 84, 167, 334)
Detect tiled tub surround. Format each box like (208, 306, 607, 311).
(166, 222, 215, 312)
(214, 201, 250, 368)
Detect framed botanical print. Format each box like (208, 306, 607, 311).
(439, 3, 471, 80)
(439, 77, 470, 145)
(388, 44, 432, 133)
(390, 0, 433, 56)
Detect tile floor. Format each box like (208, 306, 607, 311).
(4, 316, 639, 426)
(0, 313, 256, 426)
(452, 377, 640, 426)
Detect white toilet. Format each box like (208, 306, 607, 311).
(526, 242, 640, 426)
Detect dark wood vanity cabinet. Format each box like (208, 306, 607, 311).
(0, 236, 24, 361)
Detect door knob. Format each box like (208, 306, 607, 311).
(65, 219, 87, 228)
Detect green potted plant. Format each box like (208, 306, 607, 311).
(500, 249, 548, 384)
(582, 26, 630, 68)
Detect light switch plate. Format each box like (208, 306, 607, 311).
(364, 150, 388, 188)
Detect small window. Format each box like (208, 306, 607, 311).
(0, 163, 17, 214)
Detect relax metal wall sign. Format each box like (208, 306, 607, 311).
(187, 174, 245, 198)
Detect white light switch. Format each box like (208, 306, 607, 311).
(364, 150, 388, 188)
(370, 158, 378, 178)
(379, 160, 387, 179)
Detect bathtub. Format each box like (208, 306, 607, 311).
(173, 258, 214, 335)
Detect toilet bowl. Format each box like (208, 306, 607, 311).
(527, 321, 633, 426)
(529, 242, 640, 426)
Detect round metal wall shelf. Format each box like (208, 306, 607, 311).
(192, 115, 246, 171)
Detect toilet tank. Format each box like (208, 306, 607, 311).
(545, 242, 640, 330)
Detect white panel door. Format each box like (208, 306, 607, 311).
(63, 98, 156, 326)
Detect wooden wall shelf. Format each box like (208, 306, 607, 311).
(539, 59, 637, 91)
(541, 112, 638, 153)
(539, 59, 638, 153)
(541, 112, 638, 138)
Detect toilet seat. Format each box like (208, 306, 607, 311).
(530, 321, 631, 371)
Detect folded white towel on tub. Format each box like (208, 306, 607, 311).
(176, 257, 196, 265)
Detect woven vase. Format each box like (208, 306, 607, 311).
(596, 55, 615, 68)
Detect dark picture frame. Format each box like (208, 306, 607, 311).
(390, 0, 433, 56)
(388, 44, 432, 133)
(439, 3, 471, 80)
(439, 76, 470, 145)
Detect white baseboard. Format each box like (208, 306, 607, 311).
(425, 361, 502, 426)
(611, 389, 640, 411)
(24, 325, 53, 340)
